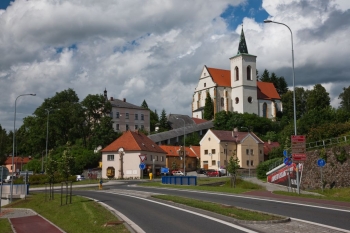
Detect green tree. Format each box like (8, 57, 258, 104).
(185, 133, 201, 146)
(259, 69, 270, 82)
(89, 116, 121, 149)
(46, 154, 58, 183)
(23, 159, 42, 174)
(58, 143, 75, 181)
(338, 86, 350, 112)
(227, 156, 240, 188)
(159, 109, 170, 132)
(203, 92, 214, 120)
(141, 100, 149, 109)
(306, 84, 330, 112)
(0, 126, 10, 164)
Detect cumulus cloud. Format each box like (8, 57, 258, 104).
(0, 0, 349, 131)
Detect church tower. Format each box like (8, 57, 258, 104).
(230, 27, 258, 115)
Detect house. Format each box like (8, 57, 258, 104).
(159, 145, 199, 172)
(104, 89, 150, 133)
(101, 131, 166, 179)
(199, 129, 264, 170)
(148, 114, 213, 145)
(4, 156, 32, 174)
(192, 27, 282, 120)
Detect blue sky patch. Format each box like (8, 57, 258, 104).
(0, 0, 13, 10)
(220, 0, 269, 30)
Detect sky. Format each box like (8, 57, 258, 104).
(1, 0, 350, 132)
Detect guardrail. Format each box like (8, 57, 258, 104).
(161, 176, 197, 185)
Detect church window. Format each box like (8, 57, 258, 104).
(221, 97, 224, 107)
(248, 96, 252, 103)
(204, 83, 206, 87)
(235, 97, 239, 104)
(263, 103, 268, 118)
(235, 67, 239, 81)
(247, 66, 252, 80)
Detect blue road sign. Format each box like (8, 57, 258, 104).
(284, 157, 292, 166)
(161, 167, 169, 173)
(283, 150, 288, 157)
(317, 159, 326, 167)
(139, 163, 146, 170)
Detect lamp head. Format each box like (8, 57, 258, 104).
(264, 19, 273, 23)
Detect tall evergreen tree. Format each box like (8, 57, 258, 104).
(203, 92, 214, 120)
(159, 109, 170, 131)
(338, 86, 350, 112)
(141, 100, 149, 109)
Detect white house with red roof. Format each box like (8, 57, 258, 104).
(192, 27, 282, 120)
(101, 131, 166, 179)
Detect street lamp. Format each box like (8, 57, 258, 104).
(264, 19, 300, 194)
(241, 126, 251, 177)
(264, 19, 297, 135)
(176, 117, 186, 175)
(11, 93, 36, 203)
(225, 143, 228, 176)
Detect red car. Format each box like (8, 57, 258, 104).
(206, 170, 221, 177)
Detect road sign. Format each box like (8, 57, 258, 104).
(161, 167, 169, 173)
(20, 171, 33, 176)
(291, 135, 306, 162)
(139, 154, 146, 162)
(317, 159, 326, 167)
(139, 163, 146, 170)
(292, 153, 306, 162)
(283, 150, 288, 157)
(284, 157, 292, 166)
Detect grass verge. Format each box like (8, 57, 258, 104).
(0, 219, 12, 233)
(274, 187, 350, 202)
(4, 193, 129, 233)
(139, 177, 263, 194)
(153, 195, 283, 221)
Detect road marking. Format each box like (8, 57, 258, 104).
(100, 190, 259, 233)
(291, 218, 350, 233)
(81, 195, 145, 233)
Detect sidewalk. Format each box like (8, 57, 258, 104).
(0, 208, 65, 233)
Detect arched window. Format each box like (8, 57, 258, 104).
(235, 97, 239, 104)
(235, 67, 239, 81)
(106, 167, 115, 178)
(263, 103, 268, 118)
(221, 97, 224, 107)
(247, 66, 251, 80)
(248, 96, 252, 103)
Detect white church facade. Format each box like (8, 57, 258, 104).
(192, 28, 282, 120)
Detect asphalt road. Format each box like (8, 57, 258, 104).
(74, 189, 259, 233)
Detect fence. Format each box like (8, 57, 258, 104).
(161, 176, 197, 185)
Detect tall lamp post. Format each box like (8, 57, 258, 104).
(11, 93, 36, 203)
(225, 143, 228, 176)
(241, 126, 251, 177)
(264, 19, 300, 193)
(176, 117, 186, 175)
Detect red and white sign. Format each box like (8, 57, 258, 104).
(292, 153, 306, 162)
(291, 135, 306, 162)
(139, 154, 147, 162)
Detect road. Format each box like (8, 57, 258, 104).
(72, 181, 350, 233)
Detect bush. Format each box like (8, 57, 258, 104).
(256, 158, 283, 179)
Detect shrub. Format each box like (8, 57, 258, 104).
(256, 157, 283, 179)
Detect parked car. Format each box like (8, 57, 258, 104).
(172, 171, 184, 176)
(76, 175, 85, 181)
(206, 170, 221, 177)
(196, 168, 205, 174)
(218, 168, 226, 176)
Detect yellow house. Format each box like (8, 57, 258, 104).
(199, 129, 264, 170)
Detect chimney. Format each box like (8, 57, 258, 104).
(110, 97, 114, 101)
(123, 98, 126, 102)
(268, 140, 271, 145)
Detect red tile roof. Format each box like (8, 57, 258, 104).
(206, 67, 280, 100)
(210, 130, 264, 144)
(4, 156, 32, 165)
(207, 67, 231, 87)
(159, 145, 197, 158)
(192, 118, 207, 124)
(101, 131, 166, 153)
(257, 81, 281, 100)
(190, 145, 200, 157)
(263, 141, 280, 155)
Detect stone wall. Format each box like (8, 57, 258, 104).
(301, 145, 350, 189)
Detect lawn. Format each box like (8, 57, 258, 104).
(4, 193, 129, 233)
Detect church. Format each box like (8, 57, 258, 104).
(192, 28, 282, 120)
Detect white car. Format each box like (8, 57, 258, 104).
(76, 175, 85, 181)
(172, 171, 184, 176)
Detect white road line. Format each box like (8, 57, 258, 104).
(100, 190, 258, 233)
(291, 218, 350, 233)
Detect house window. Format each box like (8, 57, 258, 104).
(246, 160, 249, 166)
(135, 125, 138, 130)
(150, 155, 153, 161)
(126, 113, 129, 119)
(212, 160, 216, 166)
(250, 149, 253, 155)
(235, 97, 239, 104)
(116, 124, 119, 130)
(260, 150, 262, 155)
(141, 114, 144, 120)
(110, 111, 113, 118)
(204, 150, 208, 155)
(116, 112, 120, 119)
(107, 155, 114, 161)
(141, 125, 144, 130)
(161, 156, 164, 162)
(251, 160, 254, 166)
(126, 124, 129, 131)
(156, 156, 158, 161)
(135, 114, 138, 120)
(246, 149, 249, 155)
(221, 97, 224, 107)
(211, 149, 216, 154)
(235, 67, 239, 81)
(247, 66, 251, 80)
(248, 96, 252, 103)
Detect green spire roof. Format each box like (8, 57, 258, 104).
(237, 26, 248, 54)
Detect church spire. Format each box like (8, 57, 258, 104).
(237, 25, 248, 55)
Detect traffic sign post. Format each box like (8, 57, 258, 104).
(291, 135, 306, 195)
(139, 163, 145, 179)
(317, 159, 326, 192)
(139, 154, 146, 162)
